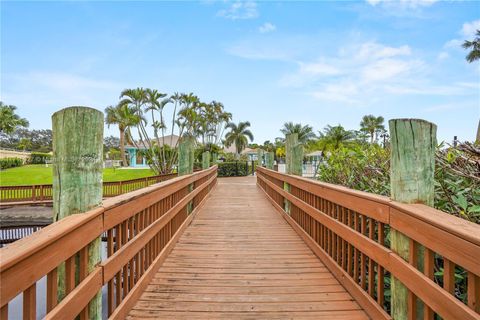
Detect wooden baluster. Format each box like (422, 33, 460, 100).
(46, 268, 58, 312)
(23, 284, 36, 320)
(467, 272, 480, 313)
(368, 219, 375, 297)
(443, 258, 455, 295)
(353, 214, 359, 283)
(408, 239, 418, 319)
(107, 229, 114, 316)
(122, 221, 128, 297)
(65, 256, 75, 295)
(347, 210, 353, 276)
(360, 215, 367, 290)
(424, 247, 434, 319)
(115, 225, 122, 305)
(377, 222, 385, 306)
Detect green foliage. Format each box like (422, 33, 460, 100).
(29, 152, 52, 164)
(317, 142, 480, 224)
(217, 161, 249, 177)
(0, 157, 23, 170)
(0, 102, 29, 134)
(463, 29, 480, 63)
(317, 143, 390, 196)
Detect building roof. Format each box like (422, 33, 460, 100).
(125, 134, 181, 150)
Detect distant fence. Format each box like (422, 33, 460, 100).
(0, 173, 177, 203)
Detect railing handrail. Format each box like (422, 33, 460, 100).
(0, 172, 177, 189)
(0, 165, 218, 319)
(257, 167, 480, 246)
(256, 166, 480, 320)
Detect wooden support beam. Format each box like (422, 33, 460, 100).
(284, 134, 303, 214)
(52, 106, 104, 319)
(202, 151, 210, 170)
(389, 118, 436, 320)
(265, 151, 274, 170)
(257, 149, 264, 166)
(178, 136, 194, 214)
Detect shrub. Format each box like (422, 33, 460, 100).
(218, 161, 249, 177)
(29, 152, 52, 164)
(0, 157, 23, 170)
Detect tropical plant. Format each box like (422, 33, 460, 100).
(0, 102, 29, 134)
(319, 125, 354, 150)
(17, 138, 32, 151)
(280, 122, 316, 144)
(360, 115, 385, 143)
(105, 102, 141, 166)
(224, 121, 254, 157)
(112, 88, 231, 174)
(463, 29, 480, 63)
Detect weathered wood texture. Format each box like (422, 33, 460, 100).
(389, 119, 437, 320)
(202, 151, 210, 170)
(127, 176, 368, 319)
(52, 106, 104, 318)
(265, 151, 274, 170)
(257, 166, 480, 320)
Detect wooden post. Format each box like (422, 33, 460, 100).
(52, 106, 103, 319)
(257, 149, 264, 167)
(178, 136, 194, 214)
(389, 119, 436, 320)
(202, 151, 210, 170)
(284, 134, 303, 214)
(265, 151, 274, 170)
(178, 136, 194, 176)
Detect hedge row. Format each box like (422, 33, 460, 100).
(29, 152, 52, 164)
(0, 158, 23, 170)
(217, 161, 250, 177)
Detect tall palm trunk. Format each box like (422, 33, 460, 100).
(119, 126, 127, 166)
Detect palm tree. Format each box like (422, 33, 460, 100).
(280, 122, 316, 144)
(463, 30, 480, 63)
(320, 125, 354, 150)
(360, 115, 385, 143)
(105, 103, 140, 166)
(0, 102, 29, 134)
(224, 121, 254, 157)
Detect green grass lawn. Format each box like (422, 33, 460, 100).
(0, 164, 156, 186)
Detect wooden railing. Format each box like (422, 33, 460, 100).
(0, 173, 177, 203)
(256, 166, 480, 320)
(0, 166, 217, 319)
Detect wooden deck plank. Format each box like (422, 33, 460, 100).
(128, 176, 369, 319)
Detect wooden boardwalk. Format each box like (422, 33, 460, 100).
(128, 176, 368, 319)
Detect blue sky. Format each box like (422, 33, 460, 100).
(2, 0, 479, 143)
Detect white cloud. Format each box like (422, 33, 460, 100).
(355, 42, 411, 60)
(366, 0, 438, 8)
(259, 22, 276, 34)
(461, 19, 480, 39)
(444, 19, 480, 50)
(437, 52, 449, 60)
(217, 1, 258, 20)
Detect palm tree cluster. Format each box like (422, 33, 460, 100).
(263, 116, 387, 160)
(224, 121, 254, 157)
(0, 102, 29, 134)
(106, 88, 232, 174)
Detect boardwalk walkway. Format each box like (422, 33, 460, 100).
(128, 176, 368, 319)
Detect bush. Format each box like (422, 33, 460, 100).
(30, 152, 52, 164)
(0, 157, 23, 170)
(218, 161, 249, 177)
